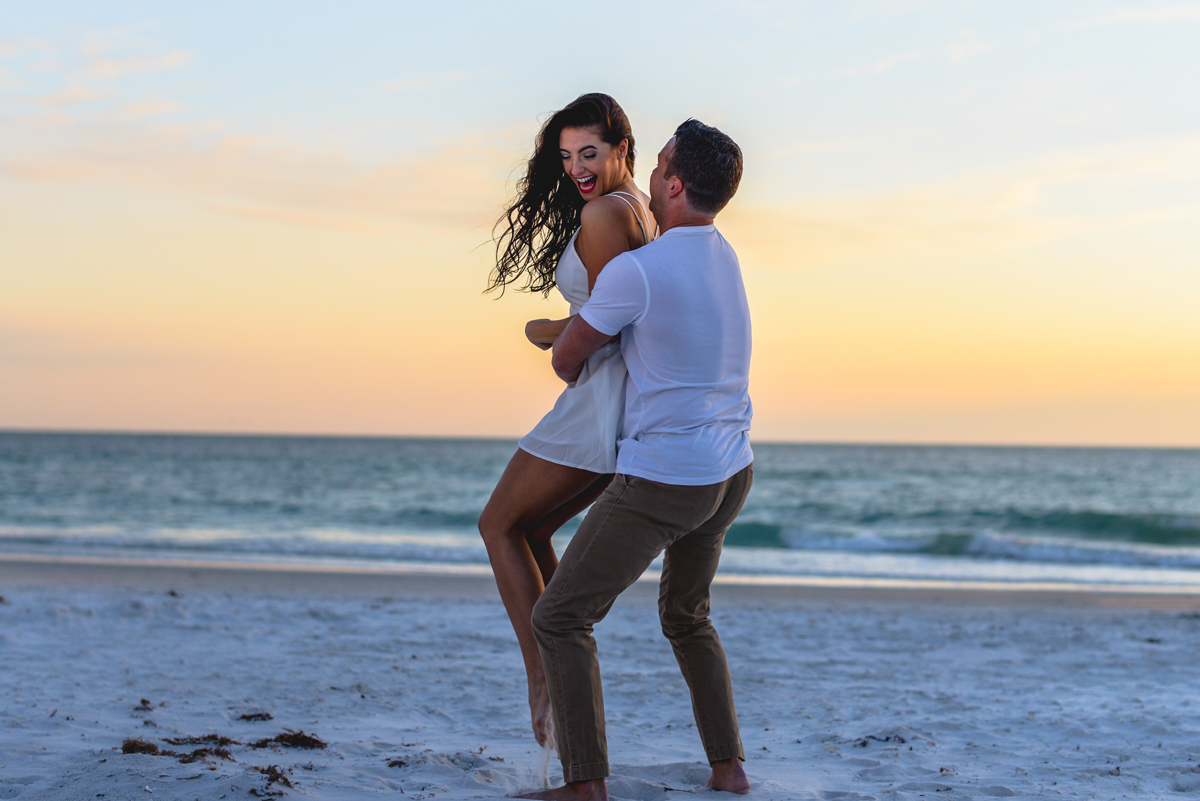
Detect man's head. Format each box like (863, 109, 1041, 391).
(648, 119, 742, 224)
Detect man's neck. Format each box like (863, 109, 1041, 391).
(657, 210, 715, 234)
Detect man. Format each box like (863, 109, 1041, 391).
(518, 119, 754, 801)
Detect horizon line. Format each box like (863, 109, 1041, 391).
(1, 426, 1197, 451)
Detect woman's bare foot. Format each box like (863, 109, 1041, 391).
(529, 675, 553, 746)
(707, 757, 750, 794)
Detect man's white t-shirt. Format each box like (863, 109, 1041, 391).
(578, 224, 753, 486)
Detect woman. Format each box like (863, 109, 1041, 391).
(479, 93, 654, 746)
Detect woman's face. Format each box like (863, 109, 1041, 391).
(559, 126, 627, 200)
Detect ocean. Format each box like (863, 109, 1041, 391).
(2, 432, 1199, 589)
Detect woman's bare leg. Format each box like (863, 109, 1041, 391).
(525, 472, 611, 583)
(517, 472, 610, 744)
(478, 448, 612, 744)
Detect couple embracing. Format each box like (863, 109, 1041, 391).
(479, 93, 754, 801)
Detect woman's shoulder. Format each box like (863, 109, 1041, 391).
(579, 194, 635, 229)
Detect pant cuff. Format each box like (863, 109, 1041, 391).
(563, 761, 610, 783)
(706, 741, 745, 764)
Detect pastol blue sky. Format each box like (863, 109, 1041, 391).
(2, 1, 1198, 444)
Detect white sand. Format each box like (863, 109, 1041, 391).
(3, 557, 1200, 800)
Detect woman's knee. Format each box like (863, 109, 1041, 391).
(477, 505, 514, 544)
(480, 511, 541, 551)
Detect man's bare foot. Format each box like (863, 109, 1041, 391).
(515, 778, 607, 800)
(528, 676, 553, 746)
(707, 757, 750, 794)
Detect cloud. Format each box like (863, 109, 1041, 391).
(723, 136, 1200, 270)
(384, 70, 467, 93)
(0, 31, 517, 232)
(1108, 205, 1197, 230)
(114, 99, 185, 118)
(853, 0, 948, 19)
(0, 39, 52, 59)
(993, 137, 1200, 204)
(1079, 3, 1200, 26)
(946, 34, 988, 63)
(0, 29, 520, 234)
(722, 196, 1067, 272)
(0, 324, 189, 370)
(839, 30, 988, 76)
(82, 49, 189, 81)
(759, 138, 862, 159)
(0, 34, 190, 118)
(0, 104, 520, 232)
(28, 86, 100, 106)
(208, 202, 382, 234)
(840, 47, 930, 76)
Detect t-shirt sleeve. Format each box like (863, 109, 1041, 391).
(578, 253, 648, 336)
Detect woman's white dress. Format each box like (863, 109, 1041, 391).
(517, 195, 649, 474)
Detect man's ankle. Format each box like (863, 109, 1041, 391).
(708, 757, 750, 794)
(570, 777, 607, 800)
(514, 777, 607, 800)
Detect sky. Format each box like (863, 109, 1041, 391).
(2, 1, 1198, 446)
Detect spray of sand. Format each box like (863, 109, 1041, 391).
(537, 708, 556, 788)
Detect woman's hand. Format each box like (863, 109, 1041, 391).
(525, 319, 552, 350)
(525, 317, 572, 350)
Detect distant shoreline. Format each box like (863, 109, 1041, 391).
(5, 553, 1200, 610)
(2, 428, 1198, 451)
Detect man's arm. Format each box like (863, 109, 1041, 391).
(550, 315, 615, 383)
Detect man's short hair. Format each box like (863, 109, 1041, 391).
(665, 119, 743, 215)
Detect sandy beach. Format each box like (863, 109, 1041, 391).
(3, 557, 1200, 800)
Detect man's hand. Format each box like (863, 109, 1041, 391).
(551, 316, 615, 384)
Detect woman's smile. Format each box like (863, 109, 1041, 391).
(559, 126, 625, 200)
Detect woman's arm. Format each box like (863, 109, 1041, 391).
(525, 316, 572, 350)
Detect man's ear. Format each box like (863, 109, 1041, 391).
(667, 175, 685, 199)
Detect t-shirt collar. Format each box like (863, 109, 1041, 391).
(659, 223, 716, 237)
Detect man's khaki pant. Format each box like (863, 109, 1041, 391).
(531, 464, 754, 783)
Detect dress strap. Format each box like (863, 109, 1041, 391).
(606, 190, 653, 245)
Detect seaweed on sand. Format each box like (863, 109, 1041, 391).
(239, 711, 274, 721)
(248, 765, 294, 796)
(165, 733, 241, 747)
(120, 737, 235, 763)
(853, 734, 908, 747)
(253, 765, 294, 788)
(178, 746, 235, 763)
(252, 730, 327, 750)
(121, 738, 161, 755)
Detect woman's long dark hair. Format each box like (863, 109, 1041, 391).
(489, 93, 636, 295)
